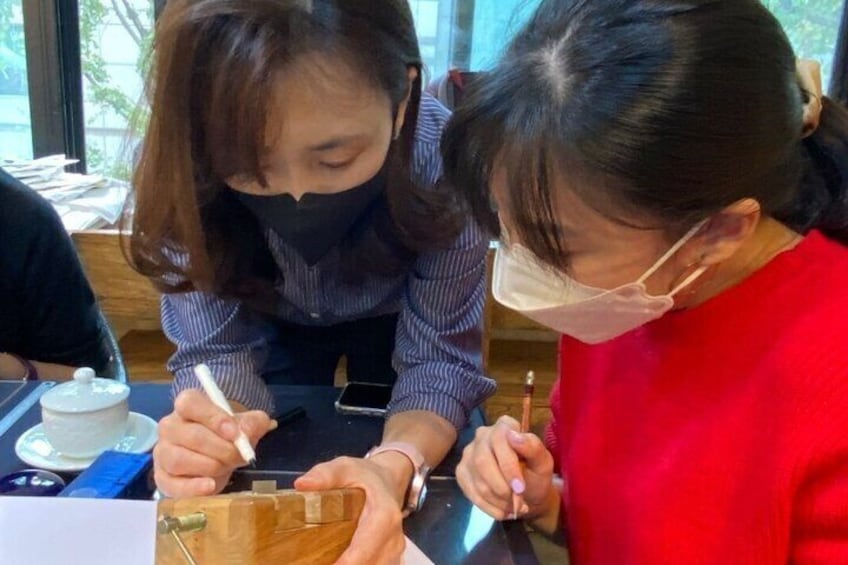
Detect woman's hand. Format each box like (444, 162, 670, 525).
(295, 456, 408, 565)
(153, 389, 274, 497)
(456, 415, 556, 521)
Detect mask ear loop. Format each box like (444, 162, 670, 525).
(636, 219, 710, 285)
(668, 262, 709, 297)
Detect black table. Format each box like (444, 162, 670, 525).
(0, 383, 538, 564)
(0, 380, 53, 439)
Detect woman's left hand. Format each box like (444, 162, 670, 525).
(295, 456, 406, 565)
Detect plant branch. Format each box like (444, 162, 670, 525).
(119, 0, 149, 39)
(109, 0, 141, 45)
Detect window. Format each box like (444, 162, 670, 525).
(81, 0, 153, 179)
(410, 0, 535, 80)
(410, 0, 452, 81)
(1, 0, 845, 173)
(0, 0, 32, 160)
(414, 0, 845, 87)
(764, 0, 844, 87)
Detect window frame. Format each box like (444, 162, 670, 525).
(15, 0, 848, 171)
(830, 4, 847, 104)
(22, 0, 85, 171)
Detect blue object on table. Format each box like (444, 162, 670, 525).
(59, 450, 153, 499)
(0, 469, 66, 496)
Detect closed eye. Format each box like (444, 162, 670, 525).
(320, 160, 354, 170)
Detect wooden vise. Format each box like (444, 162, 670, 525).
(155, 482, 365, 565)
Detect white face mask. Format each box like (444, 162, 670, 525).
(492, 221, 708, 344)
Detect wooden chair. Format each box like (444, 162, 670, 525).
(70, 230, 162, 338)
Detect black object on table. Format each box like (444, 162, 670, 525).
(0, 383, 539, 564)
(253, 385, 486, 478)
(275, 405, 306, 428)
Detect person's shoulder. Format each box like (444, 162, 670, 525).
(0, 167, 63, 229)
(413, 92, 451, 145)
(786, 231, 848, 318)
(409, 93, 451, 188)
(771, 233, 848, 396)
(0, 167, 73, 267)
(801, 229, 848, 261)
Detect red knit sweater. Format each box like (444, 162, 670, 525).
(546, 231, 848, 564)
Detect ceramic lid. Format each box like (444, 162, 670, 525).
(39, 368, 130, 413)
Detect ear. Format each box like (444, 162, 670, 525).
(393, 66, 420, 140)
(682, 198, 762, 267)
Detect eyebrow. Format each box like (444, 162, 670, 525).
(307, 133, 369, 152)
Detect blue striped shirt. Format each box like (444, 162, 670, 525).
(161, 94, 496, 429)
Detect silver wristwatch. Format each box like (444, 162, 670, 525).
(365, 442, 431, 515)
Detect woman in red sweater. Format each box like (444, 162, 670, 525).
(445, 0, 848, 562)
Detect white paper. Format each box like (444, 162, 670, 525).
(0, 497, 157, 565)
(63, 184, 129, 224)
(3, 154, 129, 229)
(403, 535, 435, 565)
(54, 206, 109, 231)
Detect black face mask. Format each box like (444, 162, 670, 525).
(233, 173, 385, 266)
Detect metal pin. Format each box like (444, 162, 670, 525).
(157, 512, 207, 565)
(157, 512, 208, 535)
(168, 530, 198, 565)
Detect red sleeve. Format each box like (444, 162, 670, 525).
(544, 337, 567, 474)
(544, 378, 562, 474)
(787, 302, 848, 562)
(792, 453, 848, 562)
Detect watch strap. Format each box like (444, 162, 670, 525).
(366, 442, 426, 469)
(365, 442, 430, 514)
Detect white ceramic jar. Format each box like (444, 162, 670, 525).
(39, 368, 130, 458)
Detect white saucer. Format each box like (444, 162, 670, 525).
(14, 412, 158, 472)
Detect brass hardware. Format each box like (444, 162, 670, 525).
(157, 512, 207, 565)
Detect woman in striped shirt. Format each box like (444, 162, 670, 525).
(128, 1, 495, 562)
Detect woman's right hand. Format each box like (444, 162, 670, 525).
(456, 415, 556, 521)
(153, 389, 274, 497)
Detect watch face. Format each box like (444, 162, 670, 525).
(417, 483, 428, 510)
(408, 472, 428, 513)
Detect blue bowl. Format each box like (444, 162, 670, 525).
(0, 469, 66, 496)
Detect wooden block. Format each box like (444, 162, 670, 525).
(251, 480, 277, 494)
(156, 488, 365, 565)
(302, 490, 360, 523)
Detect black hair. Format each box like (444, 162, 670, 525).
(443, 0, 848, 271)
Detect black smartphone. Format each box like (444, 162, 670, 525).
(334, 382, 393, 417)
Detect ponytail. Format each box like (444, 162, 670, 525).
(786, 98, 848, 244)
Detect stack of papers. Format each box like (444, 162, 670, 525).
(2, 154, 130, 231)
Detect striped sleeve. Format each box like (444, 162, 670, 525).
(161, 291, 275, 414)
(390, 217, 496, 428)
(389, 97, 497, 427)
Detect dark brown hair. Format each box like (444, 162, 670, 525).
(127, 0, 462, 301)
(443, 0, 848, 271)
